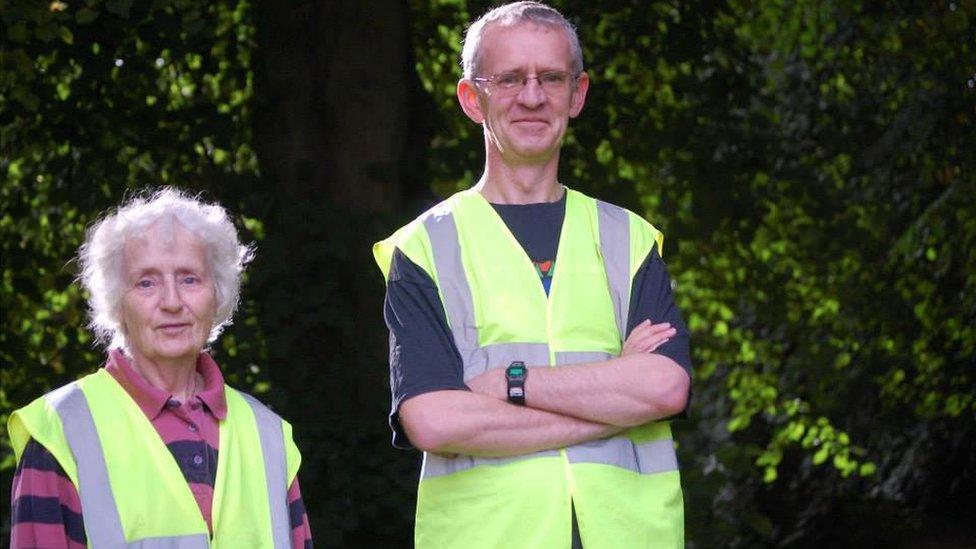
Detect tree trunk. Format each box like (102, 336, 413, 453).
(249, 1, 432, 541)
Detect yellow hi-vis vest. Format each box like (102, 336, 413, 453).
(8, 368, 301, 548)
(374, 187, 684, 549)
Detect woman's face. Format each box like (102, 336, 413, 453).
(120, 220, 216, 367)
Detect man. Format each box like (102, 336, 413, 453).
(374, 2, 692, 547)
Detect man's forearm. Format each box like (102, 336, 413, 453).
(399, 390, 623, 458)
(468, 353, 690, 427)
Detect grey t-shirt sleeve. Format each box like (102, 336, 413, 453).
(626, 244, 693, 417)
(383, 248, 468, 449)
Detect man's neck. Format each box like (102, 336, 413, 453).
(478, 152, 564, 204)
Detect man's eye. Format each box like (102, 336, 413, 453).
(136, 279, 154, 289)
(495, 73, 523, 87)
(182, 276, 199, 285)
(540, 72, 568, 85)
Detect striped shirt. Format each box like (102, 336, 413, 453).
(10, 350, 313, 548)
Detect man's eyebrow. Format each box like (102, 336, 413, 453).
(493, 64, 569, 74)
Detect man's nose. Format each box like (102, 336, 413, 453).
(516, 77, 547, 108)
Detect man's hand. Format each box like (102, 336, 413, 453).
(466, 367, 507, 401)
(621, 319, 676, 356)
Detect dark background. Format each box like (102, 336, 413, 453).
(2, 0, 974, 547)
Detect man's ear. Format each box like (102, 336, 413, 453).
(457, 79, 485, 124)
(569, 71, 589, 118)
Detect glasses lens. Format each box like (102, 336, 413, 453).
(539, 71, 570, 88)
(494, 72, 523, 89)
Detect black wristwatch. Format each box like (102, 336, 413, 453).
(506, 361, 527, 406)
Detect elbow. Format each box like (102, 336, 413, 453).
(624, 367, 690, 425)
(654, 368, 691, 419)
(405, 422, 451, 453)
(400, 396, 456, 452)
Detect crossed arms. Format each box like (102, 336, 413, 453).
(400, 320, 690, 458)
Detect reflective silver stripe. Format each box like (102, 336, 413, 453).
(555, 351, 612, 366)
(596, 200, 631, 340)
(424, 212, 486, 369)
(46, 383, 130, 548)
(422, 449, 563, 479)
(421, 342, 677, 477)
(567, 438, 677, 474)
(423, 209, 503, 480)
(240, 393, 292, 549)
(478, 342, 549, 382)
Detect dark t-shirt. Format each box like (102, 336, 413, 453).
(382, 195, 692, 448)
(490, 197, 566, 295)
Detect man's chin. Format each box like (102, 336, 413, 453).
(502, 139, 560, 160)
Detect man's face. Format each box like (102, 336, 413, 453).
(461, 22, 588, 165)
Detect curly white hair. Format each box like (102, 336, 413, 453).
(77, 187, 254, 350)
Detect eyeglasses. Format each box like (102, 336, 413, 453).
(471, 70, 579, 95)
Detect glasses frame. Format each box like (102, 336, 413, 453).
(471, 70, 581, 96)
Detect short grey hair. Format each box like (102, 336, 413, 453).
(461, 1, 584, 79)
(77, 187, 254, 350)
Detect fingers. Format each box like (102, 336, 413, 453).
(622, 319, 677, 355)
(644, 333, 673, 353)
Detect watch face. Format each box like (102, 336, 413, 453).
(508, 362, 526, 379)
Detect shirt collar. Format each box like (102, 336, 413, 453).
(106, 349, 227, 421)
(195, 352, 228, 420)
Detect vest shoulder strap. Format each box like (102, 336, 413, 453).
(373, 203, 437, 282)
(7, 373, 107, 486)
(228, 389, 296, 549)
(228, 389, 301, 481)
(627, 208, 665, 260)
(373, 192, 475, 283)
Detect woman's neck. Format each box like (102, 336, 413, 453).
(129, 353, 202, 403)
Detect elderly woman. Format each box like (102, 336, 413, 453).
(8, 188, 311, 548)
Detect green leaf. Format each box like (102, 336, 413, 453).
(59, 26, 74, 45)
(105, 0, 133, 18)
(76, 9, 99, 25)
